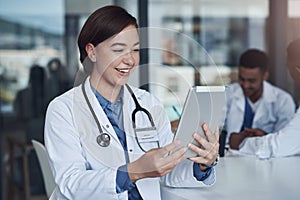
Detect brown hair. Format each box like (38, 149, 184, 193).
(77, 5, 138, 74)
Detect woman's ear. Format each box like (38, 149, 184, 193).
(85, 43, 96, 62)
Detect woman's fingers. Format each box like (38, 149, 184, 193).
(202, 123, 219, 143)
(158, 140, 181, 157)
(187, 123, 220, 167)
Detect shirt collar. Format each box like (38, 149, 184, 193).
(91, 86, 124, 110)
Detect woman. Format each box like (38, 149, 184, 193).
(45, 5, 219, 200)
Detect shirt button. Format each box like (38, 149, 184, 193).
(129, 149, 133, 152)
(106, 124, 109, 128)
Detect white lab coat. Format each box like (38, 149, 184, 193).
(239, 108, 300, 158)
(224, 81, 295, 140)
(44, 77, 215, 200)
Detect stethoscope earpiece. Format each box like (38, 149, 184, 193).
(96, 133, 110, 147)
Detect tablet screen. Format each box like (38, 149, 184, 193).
(172, 86, 226, 158)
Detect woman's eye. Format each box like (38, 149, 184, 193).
(112, 49, 124, 53)
(133, 48, 140, 52)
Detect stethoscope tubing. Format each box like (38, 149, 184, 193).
(82, 78, 110, 147)
(81, 78, 158, 151)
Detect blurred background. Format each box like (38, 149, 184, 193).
(0, 0, 299, 199)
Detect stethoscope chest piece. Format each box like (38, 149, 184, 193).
(97, 133, 111, 147)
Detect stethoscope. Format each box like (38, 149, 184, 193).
(81, 78, 159, 152)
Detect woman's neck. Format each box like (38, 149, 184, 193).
(90, 75, 121, 104)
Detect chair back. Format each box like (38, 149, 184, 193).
(31, 140, 56, 198)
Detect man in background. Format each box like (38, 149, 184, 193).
(224, 49, 295, 151)
(235, 38, 300, 158)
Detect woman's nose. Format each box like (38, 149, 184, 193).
(123, 52, 135, 66)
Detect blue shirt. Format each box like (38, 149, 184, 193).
(92, 87, 142, 199)
(92, 86, 212, 199)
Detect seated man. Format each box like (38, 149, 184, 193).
(224, 49, 295, 150)
(236, 38, 300, 158)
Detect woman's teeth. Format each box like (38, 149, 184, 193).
(117, 68, 129, 73)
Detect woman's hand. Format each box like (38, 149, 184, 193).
(188, 123, 219, 171)
(128, 140, 186, 182)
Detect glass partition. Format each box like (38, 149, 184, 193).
(0, 1, 65, 199)
(0, 0, 65, 114)
(148, 0, 269, 120)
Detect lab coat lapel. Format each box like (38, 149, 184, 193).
(73, 77, 125, 168)
(123, 86, 134, 143)
(123, 86, 162, 200)
(83, 77, 121, 143)
(232, 85, 245, 112)
(123, 85, 145, 160)
(253, 81, 275, 122)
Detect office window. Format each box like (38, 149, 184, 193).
(148, 0, 269, 120)
(0, 1, 64, 198)
(0, 0, 65, 114)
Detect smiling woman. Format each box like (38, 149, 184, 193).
(44, 5, 219, 200)
(86, 25, 140, 102)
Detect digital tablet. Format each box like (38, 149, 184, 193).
(172, 86, 226, 158)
